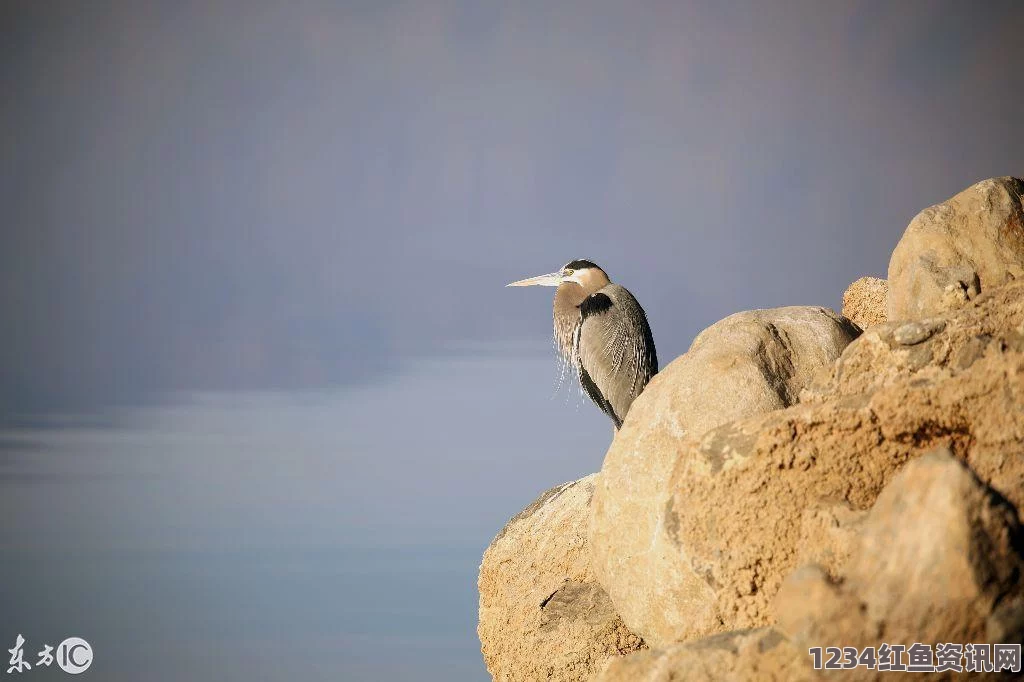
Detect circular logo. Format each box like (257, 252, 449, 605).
(56, 637, 93, 674)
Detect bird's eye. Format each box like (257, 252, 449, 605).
(563, 268, 574, 276)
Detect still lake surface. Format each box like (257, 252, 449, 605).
(1, 353, 609, 681)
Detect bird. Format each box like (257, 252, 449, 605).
(507, 259, 658, 430)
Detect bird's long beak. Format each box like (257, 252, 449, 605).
(506, 272, 563, 287)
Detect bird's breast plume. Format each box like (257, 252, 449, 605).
(550, 330, 586, 407)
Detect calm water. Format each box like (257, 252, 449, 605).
(0, 353, 608, 681)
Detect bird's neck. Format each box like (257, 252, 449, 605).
(553, 283, 588, 362)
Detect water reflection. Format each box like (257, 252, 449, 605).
(1, 353, 608, 681)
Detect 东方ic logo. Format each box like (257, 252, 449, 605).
(7, 634, 93, 675)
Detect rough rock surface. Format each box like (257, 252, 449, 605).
(843, 451, 1022, 645)
(478, 475, 644, 681)
(589, 307, 859, 647)
(595, 627, 810, 682)
(805, 279, 1024, 402)
(774, 450, 1024, 680)
(794, 501, 866, 576)
(656, 330, 1024, 643)
(887, 176, 1024, 321)
(597, 451, 1023, 682)
(842, 276, 888, 328)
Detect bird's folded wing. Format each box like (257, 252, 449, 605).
(575, 284, 656, 426)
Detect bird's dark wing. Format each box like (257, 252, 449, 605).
(575, 284, 658, 428)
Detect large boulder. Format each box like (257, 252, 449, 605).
(887, 176, 1024, 321)
(597, 450, 1024, 682)
(654, 331, 1024, 644)
(775, 450, 1024, 680)
(478, 475, 644, 681)
(589, 307, 859, 647)
(841, 450, 1022, 645)
(593, 284, 1024, 646)
(842, 276, 888, 329)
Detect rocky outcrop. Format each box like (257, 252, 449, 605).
(648, 296, 1024, 644)
(774, 450, 1024, 680)
(887, 177, 1024, 321)
(588, 307, 859, 647)
(478, 475, 644, 682)
(479, 177, 1024, 681)
(804, 279, 1024, 402)
(777, 450, 1023, 647)
(597, 451, 1024, 681)
(842, 276, 888, 328)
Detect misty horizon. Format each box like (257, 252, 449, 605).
(4, 1, 1023, 416)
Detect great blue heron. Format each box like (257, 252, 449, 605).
(508, 259, 658, 429)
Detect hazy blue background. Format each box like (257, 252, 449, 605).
(1, 1, 1022, 680)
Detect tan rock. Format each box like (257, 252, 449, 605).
(846, 450, 1022, 644)
(481, 181, 1024, 680)
(589, 307, 859, 647)
(805, 280, 1024, 403)
(598, 451, 1023, 682)
(643, 329, 1024, 644)
(478, 475, 644, 681)
(887, 176, 1024, 321)
(795, 502, 866, 579)
(775, 450, 1024, 680)
(842, 276, 888, 328)
(772, 565, 866, 649)
(595, 627, 812, 682)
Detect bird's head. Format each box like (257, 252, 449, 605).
(506, 259, 610, 295)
